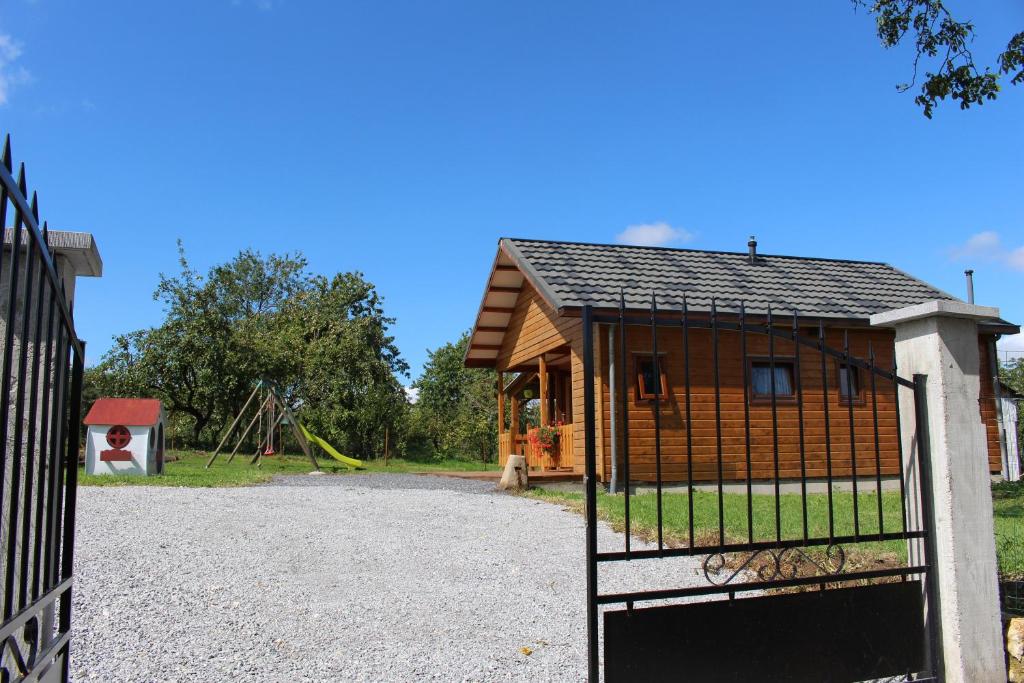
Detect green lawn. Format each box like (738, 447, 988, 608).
(993, 480, 1023, 580)
(529, 482, 1024, 578)
(78, 450, 500, 488)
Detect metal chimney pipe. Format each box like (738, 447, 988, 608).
(965, 269, 975, 304)
(748, 236, 757, 264)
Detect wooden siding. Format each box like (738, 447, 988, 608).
(586, 324, 1003, 482)
(979, 336, 1002, 474)
(569, 326, 605, 477)
(495, 282, 580, 371)
(557, 423, 576, 470)
(498, 432, 512, 465)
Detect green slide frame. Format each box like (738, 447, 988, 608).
(298, 423, 365, 469)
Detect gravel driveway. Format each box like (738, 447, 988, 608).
(70, 474, 705, 682)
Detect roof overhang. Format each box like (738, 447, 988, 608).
(464, 240, 560, 369)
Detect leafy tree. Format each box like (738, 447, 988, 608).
(93, 244, 408, 454)
(287, 272, 409, 458)
(412, 332, 499, 462)
(855, 1, 1023, 117)
(1003, 357, 1024, 396)
(96, 243, 307, 443)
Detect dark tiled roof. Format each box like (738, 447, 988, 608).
(502, 238, 959, 319)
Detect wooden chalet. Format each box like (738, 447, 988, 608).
(465, 238, 1020, 484)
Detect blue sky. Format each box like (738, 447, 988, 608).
(1, 0, 1022, 380)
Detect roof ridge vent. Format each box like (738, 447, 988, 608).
(748, 236, 758, 264)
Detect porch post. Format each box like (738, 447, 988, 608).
(510, 396, 520, 448)
(539, 355, 549, 425)
(497, 371, 505, 435)
(871, 300, 1005, 683)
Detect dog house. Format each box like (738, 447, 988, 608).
(83, 398, 166, 476)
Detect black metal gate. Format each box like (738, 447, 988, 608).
(0, 135, 86, 681)
(582, 295, 942, 682)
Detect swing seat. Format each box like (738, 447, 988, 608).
(263, 446, 276, 456)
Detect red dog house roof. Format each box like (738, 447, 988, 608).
(84, 398, 163, 426)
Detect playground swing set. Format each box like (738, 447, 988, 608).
(205, 380, 364, 470)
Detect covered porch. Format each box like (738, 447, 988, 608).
(496, 347, 576, 472)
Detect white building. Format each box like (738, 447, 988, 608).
(83, 398, 166, 476)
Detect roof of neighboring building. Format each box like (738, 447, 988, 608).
(464, 237, 1020, 367)
(84, 398, 163, 426)
(3, 228, 102, 277)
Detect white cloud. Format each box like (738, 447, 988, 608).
(404, 386, 420, 404)
(615, 222, 694, 247)
(949, 231, 1024, 272)
(0, 34, 30, 106)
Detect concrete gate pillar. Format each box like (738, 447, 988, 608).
(871, 300, 1005, 683)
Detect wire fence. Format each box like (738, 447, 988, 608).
(999, 349, 1024, 365)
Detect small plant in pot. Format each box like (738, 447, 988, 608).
(529, 422, 562, 465)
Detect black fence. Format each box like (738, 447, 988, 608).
(582, 294, 942, 682)
(0, 135, 85, 681)
(1003, 580, 1024, 617)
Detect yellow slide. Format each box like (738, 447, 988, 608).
(298, 423, 365, 469)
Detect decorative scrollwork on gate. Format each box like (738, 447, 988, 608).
(1, 614, 41, 680)
(702, 545, 846, 587)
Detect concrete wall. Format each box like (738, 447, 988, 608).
(873, 300, 1006, 682)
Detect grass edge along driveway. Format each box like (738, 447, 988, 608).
(77, 451, 500, 488)
(528, 480, 1023, 580)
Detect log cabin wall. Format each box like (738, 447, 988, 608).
(488, 282, 1002, 483)
(495, 282, 580, 371)
(581, 323, 1003, 483)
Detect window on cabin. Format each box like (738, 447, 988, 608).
(750, 361, 796, 398)
(635, 355, 668, 400)
(838, 364, 860, 402)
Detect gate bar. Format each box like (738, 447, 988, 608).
(20, 224, 46, 609)
(912, 374, 945, 680)
(0, 155, 84, 353)
(818, 321, 835, 540)
(589, 312, 912, 387)
(869, 342, 885, 538)
(57, 341, 85, 678)
(595, 564, 931, 605)
(740, 303, 753, 545)
(893, 357, 910, 534)
(711, 299, 724, 546)
(3, 210, 27, 620)
(596, 528, 927, 561)
(845, 331, 861, 539)
(583, 305, 598, 682)
(681, 295, 695, 549)
(45, 325, 69, 590)
(768, 305, 781, 543)
(617, 291, 631, 559)
(32, 285, 57, 601)
(649, 294, 663, 551)
(793, 310, 809, 542)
